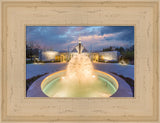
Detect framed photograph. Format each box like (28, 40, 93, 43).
(26, 26, 134, 98)
(0, 0, 159, 122)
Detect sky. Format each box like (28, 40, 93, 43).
(26, 26, 134, 52)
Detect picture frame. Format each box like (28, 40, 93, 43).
(0, 0, 159, 122)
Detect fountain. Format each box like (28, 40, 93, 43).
(41, 41, 119, 97)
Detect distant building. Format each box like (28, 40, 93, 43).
(98, 51, 120, 62)
(39, 51, 59, 62)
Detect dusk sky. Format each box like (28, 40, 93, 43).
(26, 26, 134, 52)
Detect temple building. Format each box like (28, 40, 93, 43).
(39, 41, 120, 63)
(72, 40, 88, 53)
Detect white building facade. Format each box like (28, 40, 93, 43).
(39, 41, 120, 62)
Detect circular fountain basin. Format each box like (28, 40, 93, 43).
(41, 70, 119, 97)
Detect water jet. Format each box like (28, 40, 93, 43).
(41, 53, 119, 97)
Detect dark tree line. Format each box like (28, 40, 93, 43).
(26, 41, 40, 62)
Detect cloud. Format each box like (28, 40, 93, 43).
(26, 26, 134, 51)
(101, 26, 134, 42)
(78, 33, 116, 42)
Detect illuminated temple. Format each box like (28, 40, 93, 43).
(39, 40, 120, 63)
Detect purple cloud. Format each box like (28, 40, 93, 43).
(26, 26, 134, 51)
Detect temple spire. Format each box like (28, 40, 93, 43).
(78, 37, 82, 54)
(78, 37, 81, 44)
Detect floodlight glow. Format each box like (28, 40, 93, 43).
(92, 75, 96, 78)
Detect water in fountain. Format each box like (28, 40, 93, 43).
(50, 53, 113, 97)
(41, 42, 118, 97)
(65, 54, 95, 84)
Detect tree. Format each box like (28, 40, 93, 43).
(102, 46, 113, 51)
(115, 47, 125, 53)
(26, 41, 41, 62)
